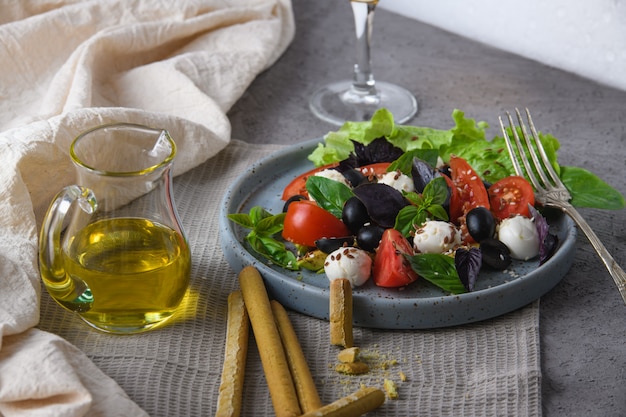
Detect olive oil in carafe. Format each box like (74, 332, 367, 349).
(56, 218, 190, 333)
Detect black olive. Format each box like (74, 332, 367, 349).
(282, 194, 306, 213)
(356, 223, 385, 252)
(480, 238, 512, 270)
(466, 207, 496, 242)
(341, 168, 367, 187)
(342, 196, 371, 234)
(315, 236, 355, 254)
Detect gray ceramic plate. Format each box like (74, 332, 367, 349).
(219, 139, 577, 329)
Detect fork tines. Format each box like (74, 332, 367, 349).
(499, 108, 568, 198)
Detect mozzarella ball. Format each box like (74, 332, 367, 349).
(413, 221, 462, 254)
(308, 169, 352, 202)
(497, 215, 539, 260)
(314, 169, 350, 187)
(324, 247, 372, 287)
(378, 171, 415, 193)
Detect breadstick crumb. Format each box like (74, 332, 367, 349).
(337, 347, 360, 363)
(335, 361, 370, 375)
(383, 378, 399, 399)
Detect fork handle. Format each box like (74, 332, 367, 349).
(560, 204, 626, 304)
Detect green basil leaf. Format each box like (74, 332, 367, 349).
(247, 232, 299, 270)
(255, 212, 286, 235)
(227, 213, 253, 229)
(406, 253, 466, 294)
(395, 205, 418, 236)
(249, 206, 274, 225)
(388, 149, 440, 175)
(306, 176, 354, 218)
(413, 211, 428, 229)
(229, 206, 299, 270)
(403, 191, 423, 206)
(426, 204, 449, 222)
(560, 165, 625, 210)
(423, 176, 449, 206)
(396, 177, 449, 235)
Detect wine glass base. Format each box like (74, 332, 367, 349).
(309, 80, 418, 126)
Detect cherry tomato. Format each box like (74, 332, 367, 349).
(282, 201, 350, 247)
(448, 156, 490, 223)
(356, 162, 392, 180)
(282, 163, 338, 200)
(488, 176, 535, 220)
(443, 175, 460, 220)
(372, 229, 419, 288)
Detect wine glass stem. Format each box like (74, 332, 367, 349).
(351, 1, 377, 94)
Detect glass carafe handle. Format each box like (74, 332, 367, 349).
(39, 185, 97, 312)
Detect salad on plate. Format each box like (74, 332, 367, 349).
(228, 109, 625, 296)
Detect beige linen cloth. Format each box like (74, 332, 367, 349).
(0, 1, 294, 416)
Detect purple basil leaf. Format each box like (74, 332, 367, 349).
(541, 233, 559, 265)
(411, 157, 441, 193)
(353, 182, 408, 229)
(529, 204, 548, 244)
(455, 247, 482, 292)
(339, 137, 404, 170)
(529, 204, 558, 264)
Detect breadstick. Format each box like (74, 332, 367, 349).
(271, 300, 322, 413)
(299, 387, 385, 417)
(238, 266, 301, 417)
(215, 291, 249, 417)
(329, 278, 353, 348)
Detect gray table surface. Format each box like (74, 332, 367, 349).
(228, 2, 626, 416)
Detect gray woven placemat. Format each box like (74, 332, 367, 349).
(38, 140, 541, 417)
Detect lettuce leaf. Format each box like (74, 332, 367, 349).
(307, 108, 625, 210)
(308, 108, 454, 165)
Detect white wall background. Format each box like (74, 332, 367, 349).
(379, 0, 626, 92)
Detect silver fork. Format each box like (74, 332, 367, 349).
(499, 108, 626, 304)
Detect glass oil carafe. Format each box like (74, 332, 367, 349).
(39, 123, 191, 334)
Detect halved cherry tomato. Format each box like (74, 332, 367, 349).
(443, 175, 460, 220)
(448, 156, 490, 223)
(356, 162, 392, 180)
(282, 201, 350, 247)
(282, 163, 338, 200)
(488, 176, 535, 220)
(373, 229, 419, 288)
(444, 174, 471, 241)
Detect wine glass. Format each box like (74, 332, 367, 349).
(309, 0, 418, 126)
